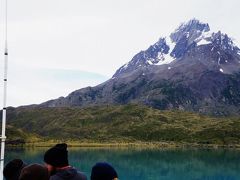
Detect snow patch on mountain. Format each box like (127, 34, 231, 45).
(197, 39, 211, 46)
(196, 31, 212, 46)
(166, 37, 176, 52)
(156, 54, 175, 65)
(147, 59, 153, 65)
(155, 37, 176, 66)
(218, 57, 221, 65)
(157, 52, 164, 61)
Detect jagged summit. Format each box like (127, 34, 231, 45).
(113, 19, 240, 78)
(170, 19, 210, 44)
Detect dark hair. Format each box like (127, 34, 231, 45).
(19, 164, 49, 180)
(91, 162, 118, 180)
(3, 159, 27, 180)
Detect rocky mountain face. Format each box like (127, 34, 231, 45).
(41, 19, 240, 116)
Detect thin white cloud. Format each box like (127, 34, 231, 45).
(5, 66, 107, 106)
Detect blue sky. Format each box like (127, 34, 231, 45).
(0, 0, 239, 106)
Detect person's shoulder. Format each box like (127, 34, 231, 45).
(49, 168, 87, 180)
(49, 174, 62, 180)
(76, 171, 87, 180)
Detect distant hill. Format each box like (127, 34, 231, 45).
(39, 19, 240, 116)
(5, 104, 240, 145)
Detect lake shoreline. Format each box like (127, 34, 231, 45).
(6, 141, 240, 149)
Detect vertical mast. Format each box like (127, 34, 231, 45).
(0, 0, 8, 178)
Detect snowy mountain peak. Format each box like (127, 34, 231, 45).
(113, 19, 240, 78)
(170, 19, 210, 43)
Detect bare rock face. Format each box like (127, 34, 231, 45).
(40, 19, 240, 116)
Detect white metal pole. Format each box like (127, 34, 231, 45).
(0, 0, 8, 179)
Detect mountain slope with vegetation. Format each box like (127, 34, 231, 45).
(4, 104, 240, 146)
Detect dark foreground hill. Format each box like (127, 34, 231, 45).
(4, 104, 240, 145)
(39, 19, 240, 116)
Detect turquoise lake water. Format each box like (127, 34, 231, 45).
(5, 147, 240, 180)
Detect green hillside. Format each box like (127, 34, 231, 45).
(3, 104, 240, 146)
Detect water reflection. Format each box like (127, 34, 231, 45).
(5, 147, 240, 180)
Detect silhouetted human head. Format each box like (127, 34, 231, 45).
(44, 143, 69, 175)
(19, 163, 49, 180)
(44, 143, 69, 168)
(91, 162, 118, 180)
(3, 159, 27, 180)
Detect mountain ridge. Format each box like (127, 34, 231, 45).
(39, 19, 240, 116)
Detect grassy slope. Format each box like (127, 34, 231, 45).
(4, 104, 240, 145)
